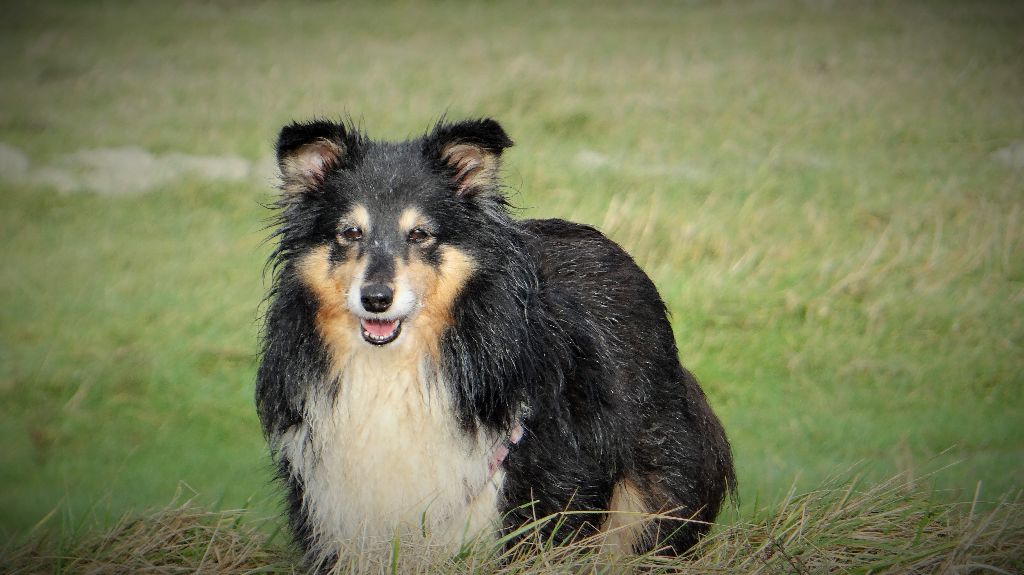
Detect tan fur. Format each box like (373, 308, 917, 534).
(405, 246, 476, 361)
(348, 204, 370, 232)
(287, 235, 494, 557)
(441, 143, 499, 196)
(602, 479, 653, 554)
(398, 207, 421, 232)
(297, 245, 360, 375)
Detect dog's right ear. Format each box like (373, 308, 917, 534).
(276, 120, 350, 193)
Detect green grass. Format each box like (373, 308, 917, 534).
(1, 0, 1022, 558)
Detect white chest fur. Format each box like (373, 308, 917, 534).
(278, 349, 503, 554)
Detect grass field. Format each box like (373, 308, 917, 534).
(1, 0, 1022, 565)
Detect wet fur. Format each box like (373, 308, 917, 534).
(256, 118, 735, 569)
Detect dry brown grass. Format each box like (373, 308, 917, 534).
(2, 503, 296, 575)
(5, 473, 1021, 575)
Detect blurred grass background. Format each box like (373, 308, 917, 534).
(0, 0, 1021, 542)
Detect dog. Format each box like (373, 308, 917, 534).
(255, 117, 735, 569)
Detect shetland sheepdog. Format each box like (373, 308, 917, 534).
(256, 117, 734, 570)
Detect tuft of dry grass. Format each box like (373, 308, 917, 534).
(2, 501, 297, 575)
(5, 473, 1021, 575)
(690, 473, 1024, 575)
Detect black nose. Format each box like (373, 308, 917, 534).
(360, 284, 393, 313)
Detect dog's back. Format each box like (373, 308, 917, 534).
(501, 218, 735, 553)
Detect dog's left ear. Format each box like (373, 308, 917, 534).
(425, 118, 513, 198)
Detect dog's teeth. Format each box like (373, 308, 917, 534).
(360, 318, 402, 345)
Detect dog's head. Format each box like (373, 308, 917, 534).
(271, 118, 513, 357)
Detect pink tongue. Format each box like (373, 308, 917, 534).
(363, 319, 397, 338)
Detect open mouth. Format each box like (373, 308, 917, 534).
(360, 318, 403, 346)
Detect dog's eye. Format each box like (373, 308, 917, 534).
(339, 227, 363, 242)
(407, 228, 431, 244)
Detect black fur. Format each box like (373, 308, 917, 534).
(256, 117, 735, 565)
